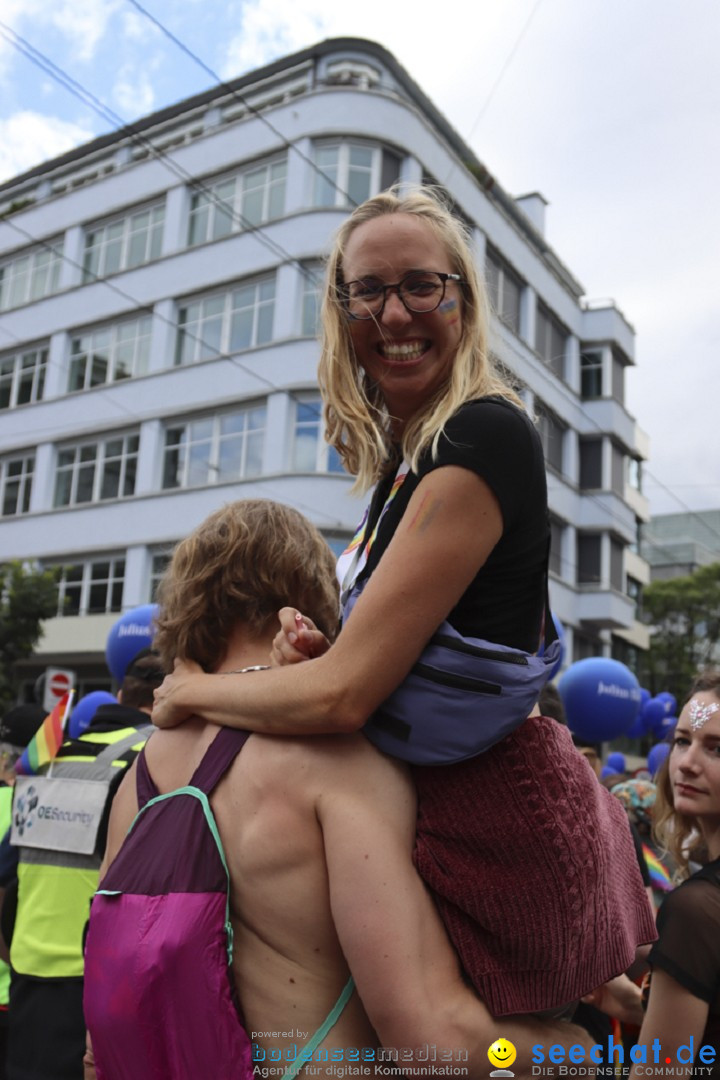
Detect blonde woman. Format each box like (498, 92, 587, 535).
(154, 187, 654, 1015)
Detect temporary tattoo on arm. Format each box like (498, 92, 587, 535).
(406, 493, 441, 534)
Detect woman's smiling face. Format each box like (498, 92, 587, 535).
(341, 213, 463, 430)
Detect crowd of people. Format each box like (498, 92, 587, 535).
(0, 185, 717, 1078)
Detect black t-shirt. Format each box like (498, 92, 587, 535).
(359, 398, 549, 652)
(649, 858, 720, 1072)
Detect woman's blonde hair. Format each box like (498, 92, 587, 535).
(154, 499, 339, 672)
(653, 670, 720, 878)
(319, 185, 523, 492)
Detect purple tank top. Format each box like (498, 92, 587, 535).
(84, 727, 253, 1080)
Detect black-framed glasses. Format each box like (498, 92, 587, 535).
(340, 271, 464, 320)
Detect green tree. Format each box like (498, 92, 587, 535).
(641, 561, 720, 702)
(0, 561, 59, 713)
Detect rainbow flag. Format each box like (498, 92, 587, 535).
(642, 842, 673, 893)
(15, 692, 74, 776)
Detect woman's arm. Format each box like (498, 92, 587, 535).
(629, 970, 709, 1079)
(153, 464, 503, 732)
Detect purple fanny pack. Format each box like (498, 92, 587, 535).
(346, 585, 561, 765)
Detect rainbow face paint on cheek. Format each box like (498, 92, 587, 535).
(439, 297, 459, 325)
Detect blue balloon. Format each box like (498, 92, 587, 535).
(626, 713, 646, 739)
(642, 698, 667, 731)
(558, 657, 641, 742)
(606, 751, 626, 773)
(105, 604, 159, 684)
(68, 691, 116, 738)
(600, 765, 616, 779)
(656, 691, 678, 716)
(639, 688, 651, 710)
(648, 742, 671, 777)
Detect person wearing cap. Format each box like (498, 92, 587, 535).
(2, 653, 164, 1080)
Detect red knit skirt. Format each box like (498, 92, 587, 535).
(412, 715, 657, 1016)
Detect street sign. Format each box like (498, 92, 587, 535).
(43, 667, 76, 714)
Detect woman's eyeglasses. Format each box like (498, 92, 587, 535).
(339, 271, 464, 320)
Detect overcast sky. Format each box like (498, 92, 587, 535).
(1, 0, 718, 519)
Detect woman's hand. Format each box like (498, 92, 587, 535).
(270, 608, 331, 666)
(581, 973, 644, 1026)
(152, 658, 205, 729)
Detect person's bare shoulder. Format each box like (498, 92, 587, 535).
(230, 731, 411, 810)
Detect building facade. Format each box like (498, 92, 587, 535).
(643, 510, 720, 581)
(0, 37, 650, 696)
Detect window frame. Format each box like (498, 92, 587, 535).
(68, 315, 153, 392)
(312, 141, 400, 209)
(290, 394, 345, 475)
(0, 345, 48, 409)
(82, 202, 165, 282)
(0, 452, 35, 517)
(53, 432, 140, 508)
(187, 153, 288, 247)
(0, 244, 62, 311)
(485, 246, 523, 335)
(50, 555, 126, 617)
(535, 400, 566, 475)
(535, 301, 569, 380)
(162, 403, 267, 491)
(175, 275, 276, 367)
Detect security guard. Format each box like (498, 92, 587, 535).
(5, 650, 164, 1080)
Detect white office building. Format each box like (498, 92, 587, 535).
(0, 36, 650, 696)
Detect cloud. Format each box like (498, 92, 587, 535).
(0, 111, 94, 183)
(113, 64, 155, 117)
(220, 0, 327, 79)
(49, 0, 122, 62)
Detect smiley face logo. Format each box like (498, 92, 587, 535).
(488, 1038, 517, 1071)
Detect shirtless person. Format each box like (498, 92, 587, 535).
(84, 500, 594, 1078)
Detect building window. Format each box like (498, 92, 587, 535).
(0, 453, 34, 516)
(0, 245, 62, 311)
(535, 400, 565, 474)
(53, 433, 139, 507)
(176, 277, 275, 366)
(549, 516, 564, 578)
(313, 142, 401, 208)
(83, 203, 165, 281)
(628, 458, 642, 493)
(68, 316, 152, 392)
(580, 349, 603, 398)
(580, 439, 603, 490)
(300, 262, 323, 336)
(149, 548, 176, 601)
(573, 632, 603, 663)
(188, 155, 287, 246)
(611, 349, 626, 405)
(0, 346, 48, 409)
(577, 533, 602, 586)
(627, 575, 643, 619)
(611, 443, 625, 496)
(52, 556, 125, 616)
(535, 302, 568, 379)
(610, 537, 624, 591)
(485, 247, 523, 334)
(162, 404, 266, 489)
(630, 517, 643, 557)
(291, 396, 345, 474)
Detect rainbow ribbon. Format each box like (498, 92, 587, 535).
(15, 691, 75, 776)
(642, 843, 673, 892)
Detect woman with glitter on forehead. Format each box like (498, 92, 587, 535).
(631, 671, 720, 1078)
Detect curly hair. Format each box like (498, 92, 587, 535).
(318, 184, 524, 492)
(653, 670, 720, 878)
(154, 500, 339, 673)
